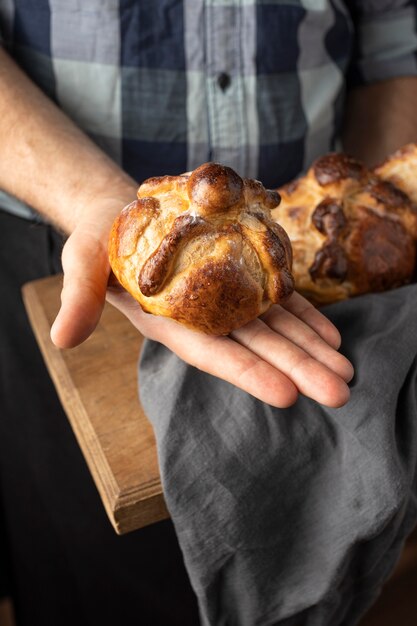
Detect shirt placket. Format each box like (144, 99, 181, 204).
(204, 0, 249, 176)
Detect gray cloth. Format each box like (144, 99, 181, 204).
(139, 284, 417, 626)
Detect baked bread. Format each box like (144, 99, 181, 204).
(109, 162, 294, 334)
(374, 143, 417, 205)
(272, 150, 417, 305)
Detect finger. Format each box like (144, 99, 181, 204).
(282, 292, 342, 349)
(106, 291, 299, 408)
(50, 229, 110, 348)
(171, 332, 300, 408)
(260, 306, 354, 383)
(231, 318, 350, 408)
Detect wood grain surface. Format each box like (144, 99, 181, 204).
(22, 274, 169, 535)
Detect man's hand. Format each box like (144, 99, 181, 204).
(108, 288, 353, 409)
(51, 220, 353, 409)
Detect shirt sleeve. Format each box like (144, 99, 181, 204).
(346, 0, 417, 86)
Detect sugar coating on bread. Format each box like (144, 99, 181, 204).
(109, 162, 294, 334)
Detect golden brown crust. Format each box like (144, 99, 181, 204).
(344, 207, 415, 294)
(109, 162, 293, 334)
(110, 198, 160, 258)
(373, 143, 417, 234)
(138, 214, 208, 297)
(313, 153, 367, 186)
(166, 256, 264, 335)
(240, 214, 294, 303)
(187, 162, 244, 215)
(272, 147, 417, 305)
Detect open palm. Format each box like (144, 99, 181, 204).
(51, 221, 353, 409)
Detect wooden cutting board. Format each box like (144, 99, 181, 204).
(22, 274, 169, 535)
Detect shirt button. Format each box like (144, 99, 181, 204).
(217, 72, 231, 91)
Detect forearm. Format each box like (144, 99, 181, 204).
(342, 77, 417, 167)
(0, 48, 137, 235)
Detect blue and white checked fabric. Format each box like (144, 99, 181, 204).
(0, 0, 417, 219)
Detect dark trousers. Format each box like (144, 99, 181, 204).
(0, 210, 199, 626)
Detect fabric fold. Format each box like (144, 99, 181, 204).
(140, 284, 417, 626)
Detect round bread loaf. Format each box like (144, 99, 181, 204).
(272, 151, 417, 305)
(109, 162, 294, 334)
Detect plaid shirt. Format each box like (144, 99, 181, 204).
(1, 0, 417, 219)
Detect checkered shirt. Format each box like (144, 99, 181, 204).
(1, 0, 417, 219)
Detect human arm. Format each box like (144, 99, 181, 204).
(0, 48, 138, 345)
(343, 77, 417, 167)
(342, 0, 417, 165)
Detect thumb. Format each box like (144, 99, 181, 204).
(50, 227, 110, 348)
